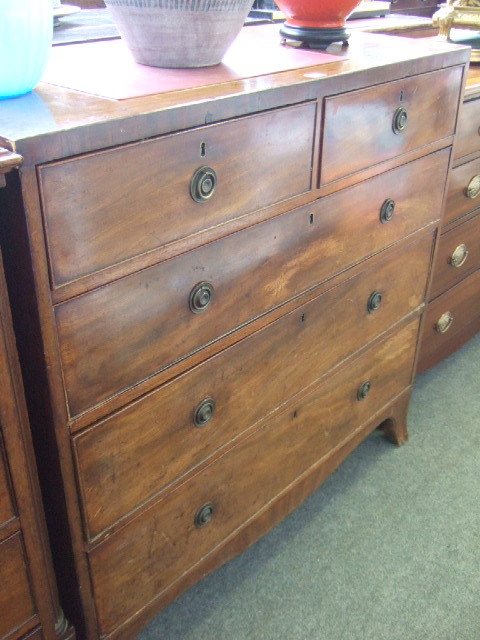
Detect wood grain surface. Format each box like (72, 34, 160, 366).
(320, 66, 462, 184)
(55, 149, 448, 417)
(88, 319, 419, 636)
(75, 231, 433, 540)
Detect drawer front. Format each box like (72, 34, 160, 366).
(444, 156, 480, 226)
(74, 232, 433, 539)
(0, 436, 15, 528)
(321, 66, 461, 184)
(88, 319, 419, 636)
(0, 533, 37, 638)
(430, 212, 480, 300)
(57, 149, 448, 417)
(454, 98, 480, 160)
(418, 269, 480, 371)
(39, 103, 316, 288)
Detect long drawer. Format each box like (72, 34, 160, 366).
(444, 156, 480, 226)
(38, 102, 316, 288)
(74, 231, 433, 540)
(56, 150, 448, 417)
(429, 211, 480, 300)
(0, 533, 37, 638)
(320, 66, 461, 184)
(88, 319, 419, 637)
(418, 269, 480, 371)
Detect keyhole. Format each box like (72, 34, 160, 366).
(399, 90, 404, 102)
(309, 213, 314, 225)
(200, 141, 206, 157)
(301, 313, 306, 323)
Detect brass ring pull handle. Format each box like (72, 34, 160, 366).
(367, 290, 382, 314)
(190, 166, 217, 203)
(392, 107, 408, 134)
(435, 311, 453, 334)
(195, 502, 215, 528)
(465, 175, 480, 199)
(380, 198, 395, 224)
(193, 398, 216, 428)
(189, 281, 214, 314)
(0, 147, 23, 175)
(357, 381, 371, 401)
(449, 243, 469, 268)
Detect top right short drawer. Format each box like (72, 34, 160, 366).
(320, 66, 463, 185)
(454, 97, 480, 160)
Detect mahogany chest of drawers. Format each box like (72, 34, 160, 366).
(0, 29, 467, 640)
(418, 74, 480, 371)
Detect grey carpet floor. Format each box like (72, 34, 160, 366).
(138, 332, 480, 640)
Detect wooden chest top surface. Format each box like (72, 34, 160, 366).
(0, 28, 469, 163)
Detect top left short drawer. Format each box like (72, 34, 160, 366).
(38, 102, 316, 289)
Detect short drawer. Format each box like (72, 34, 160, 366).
(429, 212, 480, 300)
(88, 319, 419, 637)
(418, 269, 480, 371)
(0, 533, 37, 638)
(0, 438, 15, 528)
(56, 149, 448, 417)
(39, 102, 316, 288)
(454, 97, 480, 160)
(321, 66, 461, 184)
(444, 156, 480, 226)
(74, 231, 433, 539)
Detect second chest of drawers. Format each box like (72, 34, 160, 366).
(418, 91, 480, 371)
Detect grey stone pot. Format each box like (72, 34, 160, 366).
(104, 0, 255, 68)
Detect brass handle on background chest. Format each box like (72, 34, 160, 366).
(392, 107, 408, 134)
(465, 175, 480, 199)
(193, 398, 216, 428)
(190, 166, 217, 203)
(367, 290, 382, 314)
(357, 381, 371, 401)
(189, 281, 214, 313)
(449, 244, 468, 268)
(435, 311, 453, 334)
(380, 199, 395, 224)
(195, 502, 215, 528)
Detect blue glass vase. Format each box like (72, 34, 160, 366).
(0, 0, 53, 99)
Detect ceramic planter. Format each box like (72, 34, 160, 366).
(104, 0, 255, 68)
